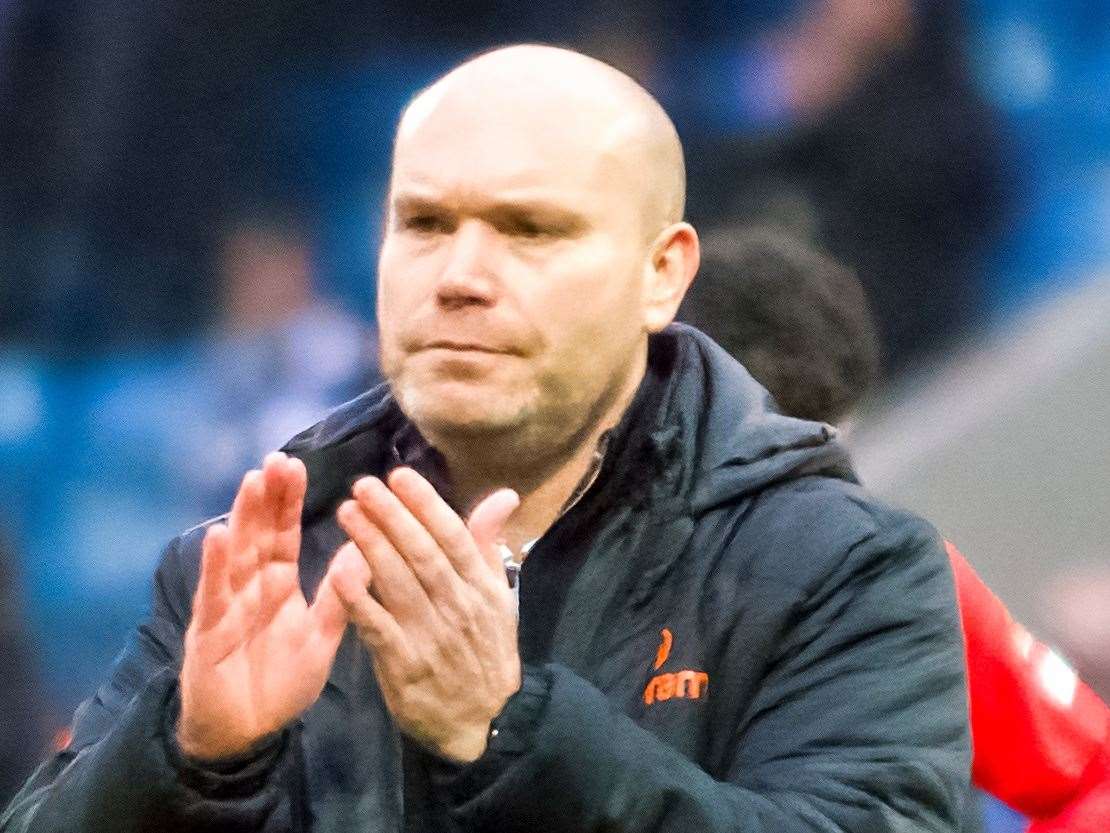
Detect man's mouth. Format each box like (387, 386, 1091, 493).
(422, 340, 512, 354)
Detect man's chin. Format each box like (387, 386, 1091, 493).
(393, 378, 531, 439)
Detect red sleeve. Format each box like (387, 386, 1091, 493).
(948, 541, 1110, 817)
(1026, 762, 1110, 833)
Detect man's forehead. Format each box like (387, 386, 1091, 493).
(390, 179, 581, 209)
(390, 106, 624, 202)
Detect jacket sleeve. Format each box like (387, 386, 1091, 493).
(441, 515, 971, 832)
(0, 530, 295, 833)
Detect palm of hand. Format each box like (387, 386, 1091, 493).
(178, 454, 349, 761)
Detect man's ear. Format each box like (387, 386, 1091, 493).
(643, 222, 700, 333)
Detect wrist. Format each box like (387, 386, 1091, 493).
(467, 664, 550, 760)
(163, 685, 287, 798)
(175, 712, 276, 764)
(176, 717, 234, 762)
(431, 665, 553, 810)
(432, 667, 541, 763)
(438, 724, 495, 764)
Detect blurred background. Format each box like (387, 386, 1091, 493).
(0, 1, 1107, 827)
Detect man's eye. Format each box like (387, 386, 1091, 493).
(510, 220, 552, 239)
(404, 215, 450, 233)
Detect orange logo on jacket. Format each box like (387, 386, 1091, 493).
(643, 628, 709, 705)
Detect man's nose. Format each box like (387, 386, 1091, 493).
(436, 220, 498, 309)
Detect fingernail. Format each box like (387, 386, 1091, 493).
(263, 450, 287, 467)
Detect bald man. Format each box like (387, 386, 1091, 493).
(2, 46, 969, 832)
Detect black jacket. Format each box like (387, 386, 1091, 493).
(2, 325, 970, 832)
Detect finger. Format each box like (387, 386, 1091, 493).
(193, 523, 232, 631)
(383, 468, 491, 584)
(467, 488, 521, 575)
(331, 544, 406, 654)
(352, 475, 469, 600)
(265, 453, 306, 546)
(336, 499, 433, 619)
(278, 455, 307, 530)
(259, 452, 305, 564)
(309, 543, 365, 651)
(325, 540, 371, 590)
(227, 469, 265, 591)
(248, 455, 307, 624)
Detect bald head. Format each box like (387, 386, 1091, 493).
(395, 44, 686, 233)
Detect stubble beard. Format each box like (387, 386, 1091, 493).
(384, 341, 644, 489)
(388, 363, 599, 484)
(388, 362, 541, 446)
(396, 377, 534, 439)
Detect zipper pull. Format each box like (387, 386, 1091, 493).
(500, 543, 522, 616)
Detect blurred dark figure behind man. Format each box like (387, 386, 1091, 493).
(655, 0, 1013, 374)
(678, 225, 880, 424)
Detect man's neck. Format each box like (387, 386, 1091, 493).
(435, 356, 647, 554)
(489, 435, 607, 554)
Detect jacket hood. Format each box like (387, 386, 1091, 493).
(572, 324, 857, 526)
(652, 323, 857, 516)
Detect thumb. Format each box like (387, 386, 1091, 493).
(467, 488, 520, 573)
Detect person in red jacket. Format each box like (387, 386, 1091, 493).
(677, 225, 1110, 832)
(948, 543, 1110, 833)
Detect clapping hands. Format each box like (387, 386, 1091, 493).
(177, 454, 520, 764)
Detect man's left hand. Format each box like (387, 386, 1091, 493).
(332, 467, 521, 763)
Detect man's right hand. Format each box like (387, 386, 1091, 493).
(176, 451, 353, 761)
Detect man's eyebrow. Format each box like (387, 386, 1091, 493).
(390, 192, 589, 233)
(390, 194, 450, 216)
(481, 201, 586, 228)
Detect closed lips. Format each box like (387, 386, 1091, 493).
(424, 341, 511, 353)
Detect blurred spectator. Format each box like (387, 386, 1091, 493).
(620, 0, 1014, 374)
(0, 528, 50, 806)
(0, 208, 380, 716)
(174, 208, 382, 510)
(678, 224, 880, 423)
